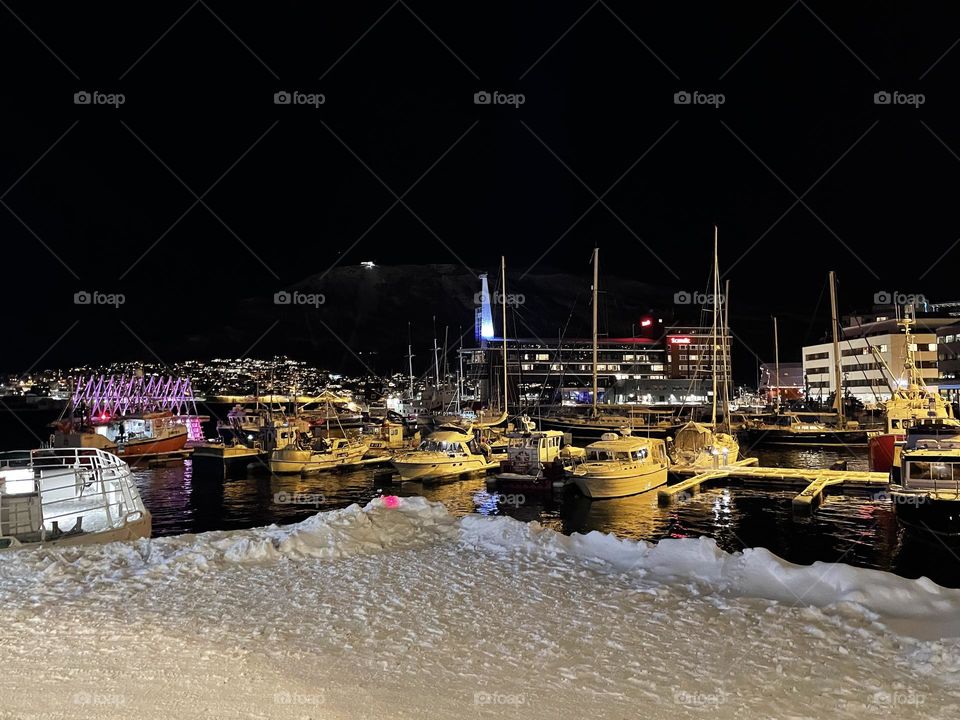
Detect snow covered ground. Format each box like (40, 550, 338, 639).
(2, 496, 959, 719)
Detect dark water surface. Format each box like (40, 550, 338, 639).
(4, 407, 960, 588)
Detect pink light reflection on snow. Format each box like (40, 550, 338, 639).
(382, 495, 400, 509)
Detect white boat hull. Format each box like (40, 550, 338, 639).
(573, 464, 668, 499)
(391, 456, 493, 482)
(270, 446, 366, 475)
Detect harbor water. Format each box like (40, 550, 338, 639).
(3, 406, 958, 588)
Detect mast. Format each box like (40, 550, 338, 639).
(457, 331, 464, 414)
(902, 307, 922, 391)
(406, 322, 414, 397)
(711, 229, 719, 427)
(432, 316, 441, 389)
(722, 276, 732, 433)
(773, 316, 780, 409)
(829, 270, 844, 424)
(442, 326, 449, 388)
(592, 247, 599, 417)
(501, 256, 509, 417)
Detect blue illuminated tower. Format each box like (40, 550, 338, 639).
(476, 272, 494, 345)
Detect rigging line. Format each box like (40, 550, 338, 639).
(536, 288, 585, 410)
(847, 316, 887, 402)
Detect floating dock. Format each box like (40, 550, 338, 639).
(659, 463, 888, 512)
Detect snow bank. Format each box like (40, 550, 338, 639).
(3, 496, 960, 719)
(3, 495, 959, 638)
(460, 513, 960, 639)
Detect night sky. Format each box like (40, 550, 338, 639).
(2, 2, 958, 377)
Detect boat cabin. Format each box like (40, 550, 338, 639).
(502, 430, 566, 473)
(584, 434, 667, 465)
(898, 444, 960, 493)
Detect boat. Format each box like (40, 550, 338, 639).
(269, 436, 368, 475)
(488, 417, 585, 493)
(888, 438, 960, 536)
(191, 442, 268, 478)
(539, 410, 678, 442)
(868, 311, 960, 471)
(51, 410, 188, 458)
(669, 228, 740, 469)
(670, 421, 740, 467)
(571, 431, 669, 499)
(0, 447, 150, 550)
(390, 423, 499, 483)
(192, 406, 296, 478)
(743, 411, 868, 446)
(364, 419, 418, 459)
(747, 271, 868, 448)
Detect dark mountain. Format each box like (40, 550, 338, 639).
(203, 263, 679, 376)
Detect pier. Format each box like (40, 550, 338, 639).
(659, 464, 889, 512)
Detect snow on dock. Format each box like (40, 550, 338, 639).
(1, 496, 959, 719)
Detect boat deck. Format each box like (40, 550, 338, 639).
(660, 464, 889, 512)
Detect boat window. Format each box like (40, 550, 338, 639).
(588, 450, 614, 461)
(891, 420, 900, 429)
(908, 461, 954, 482)
(615, 452, 632, 461)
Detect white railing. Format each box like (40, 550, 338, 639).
(0, 448, 147, 542)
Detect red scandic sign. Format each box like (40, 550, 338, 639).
(669, 336, 692, 344)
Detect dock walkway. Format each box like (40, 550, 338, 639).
(659, 463, 888, 512)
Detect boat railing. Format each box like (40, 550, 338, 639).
(0, 448, 146, 541)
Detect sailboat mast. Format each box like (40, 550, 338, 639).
(592, 247, 599, 417)
(829, 270, 844, 424)
(773, 316, 780, 409)
(711, 228, 719, 428)
(722, 277, 732, 433)
(432, 316, 441, 389)
(501, 256, 509, 417)
(457, 333, 464, 414)
(406, 322, 414, 397)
